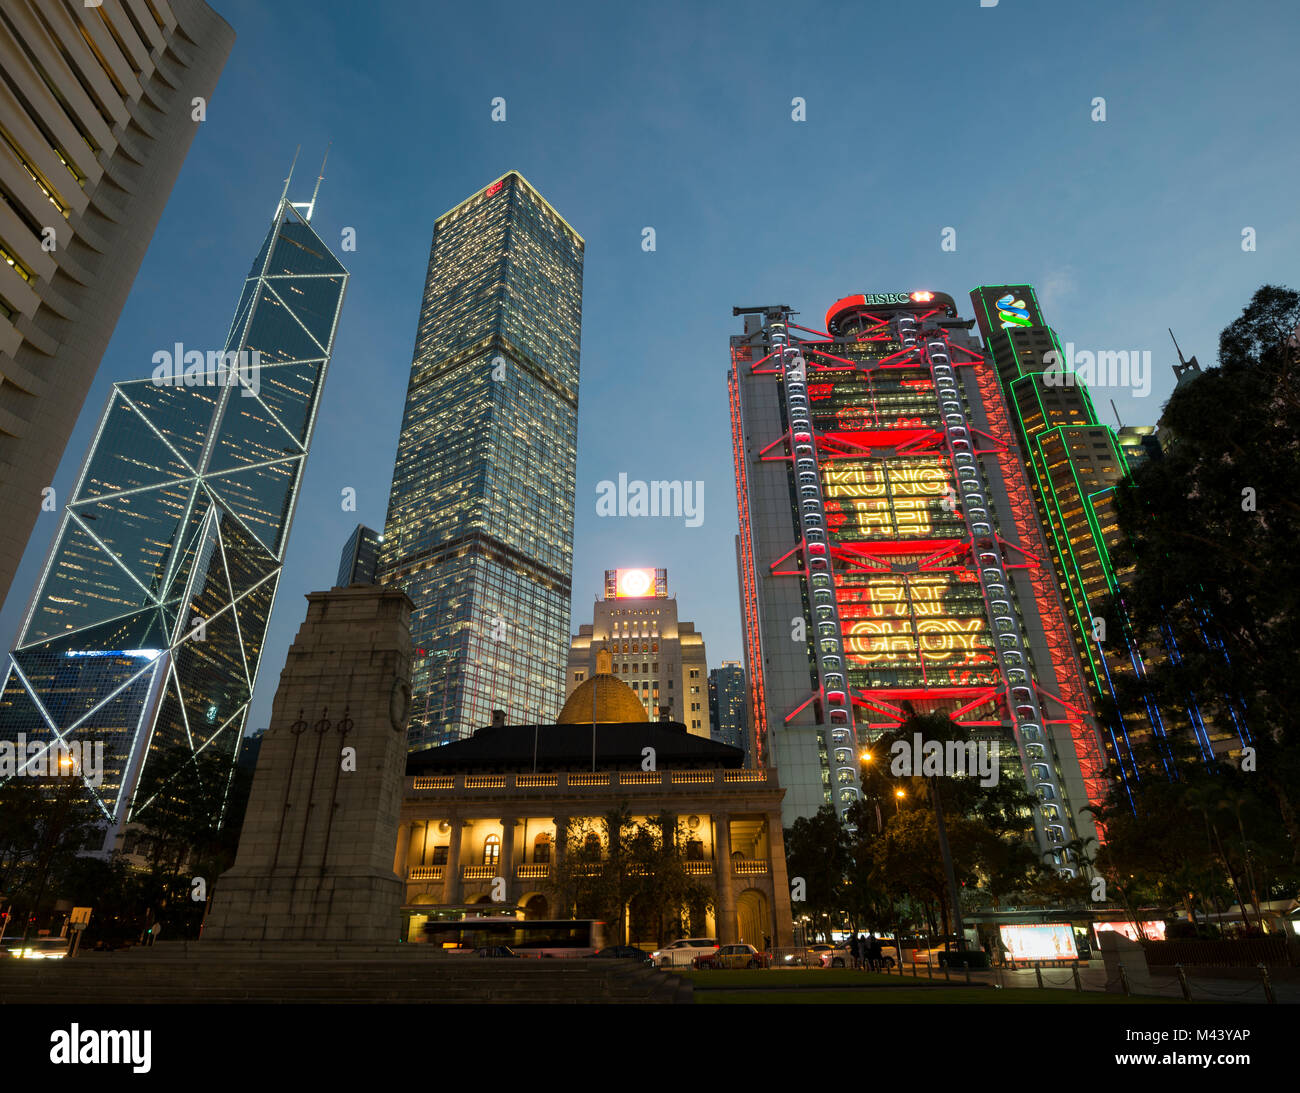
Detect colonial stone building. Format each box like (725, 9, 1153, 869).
(395, 653, 793, 949)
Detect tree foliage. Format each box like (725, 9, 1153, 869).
(544, 804, 714, 948)
(1108, 284, 1300, 848)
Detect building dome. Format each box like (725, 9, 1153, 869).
(557, 650, 648, 725)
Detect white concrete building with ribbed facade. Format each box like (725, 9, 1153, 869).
(0, 0, 234, 607)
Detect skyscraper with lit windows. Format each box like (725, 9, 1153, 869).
(0, 187, 348, 854)
(970, 285, 1249, 776)
(730, 293, 1105, 866)
(379, 172, 583, 750)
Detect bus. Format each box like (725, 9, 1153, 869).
(423, 917, 606, 957)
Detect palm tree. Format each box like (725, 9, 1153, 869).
(1217, 787, 1265, 930)
(1183, 783, 1253, 932)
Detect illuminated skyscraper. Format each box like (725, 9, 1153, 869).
(337, 523, 380, 586)
(730, 293, 1105, 866)
(0, 0, 235, 609)
(709, 661, 748, 757)
(970, 286, 1249, 774)
(565, 568, 710, 735)
(0, 188, 347, 854)
(380, 172, 583, 750)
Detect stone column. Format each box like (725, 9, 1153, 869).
(554, 815, 570, 867)
(392, 821, 412, 878)
(713, 812, 737, 944)
(766, 811, 794, 948)
(498, 816, 517, 906)
(444, 817, 464, 906)
(553, 815, 569, 915)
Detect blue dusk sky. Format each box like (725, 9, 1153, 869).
(2, 0, 1296, 736)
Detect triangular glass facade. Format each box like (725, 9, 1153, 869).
(0, 200, 348, 849)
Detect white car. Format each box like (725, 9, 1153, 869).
(820, 942, 898, 969)
(651, 938, 718, 967)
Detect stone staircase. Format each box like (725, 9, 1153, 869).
(0, 943, 692, 1004)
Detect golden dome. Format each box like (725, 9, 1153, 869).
(557, 650, 649, 725)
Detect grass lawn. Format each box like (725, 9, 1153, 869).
(673, 968, 976, 989)
(694, 987, 1180, 1004)
(671, 968, 1184, 1004)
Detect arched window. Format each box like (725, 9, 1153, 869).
(533, 833, 551, 863)
(483, 834, 500, 866)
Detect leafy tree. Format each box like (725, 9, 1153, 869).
(130, 742, 251, 938)
(625, 812, 714, 947)
(545, 804, 713, 948)
(0, 772, 100, 939)
(1109, 284, 1300, 849)
(1088, 728, 1296, 935)
(783, 804, 853, 941)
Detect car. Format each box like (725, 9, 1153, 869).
(589, 945, 654, 966)
(703, 943, 773, 969)
(651, 938, 718, 967)
(470, 945, 518, 958)
(691, 948, 724, 970)
(819, 940, 898, 969)
(0, 937, 70, 960)
(783, 942, 834, 967)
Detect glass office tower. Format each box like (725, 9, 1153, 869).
(0, 193, 347, 854)
(337, 524, 381, 586)
(730, 294, 1104, 866)
(970, 285, 1250, 777)
(380, 172, 583, 749)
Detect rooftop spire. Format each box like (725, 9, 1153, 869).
(277, 145, 301, 219)
(1169, 328, 1201, 387)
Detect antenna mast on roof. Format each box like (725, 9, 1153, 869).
(276, 145, 301, 220)
(290, 143, 330, 222)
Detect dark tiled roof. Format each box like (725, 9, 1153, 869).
(406, 721, 745, 774)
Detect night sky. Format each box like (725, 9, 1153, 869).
(2, 0, 1295, 738)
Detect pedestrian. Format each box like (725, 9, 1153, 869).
(850, 931, 863, 970)
(869, 934, 882, 971)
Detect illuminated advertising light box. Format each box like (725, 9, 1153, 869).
(973, 285, 1043, 338)
(999, 924, 1078, 961)
(605, 568, 668, 599)
(1092, 921, 1166, 943)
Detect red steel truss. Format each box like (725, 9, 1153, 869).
(729, 352, 767, 767)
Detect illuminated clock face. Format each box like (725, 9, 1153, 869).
(619, 569, 653, 597)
